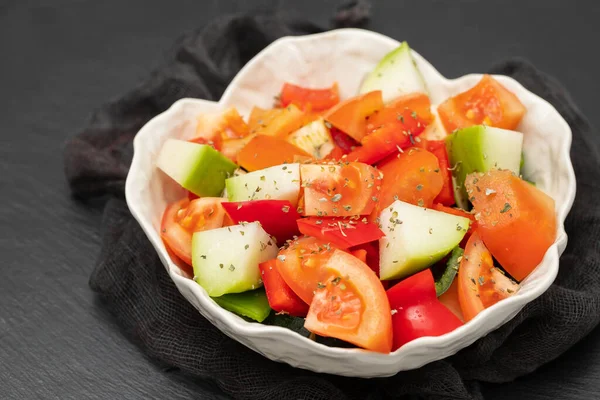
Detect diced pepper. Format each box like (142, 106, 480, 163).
(237, 135, 310, 172)
(387, 269, 463, 350)
(297, 216, 384, 249)
(221, 200, 301, 244)
(259, 259, 309, 317)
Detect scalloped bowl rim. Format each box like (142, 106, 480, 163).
(124, 28, 576, 377)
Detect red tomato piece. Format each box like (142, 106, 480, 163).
(304, 249, 393, 353)
(275, 236, 337, 304)
(345, 95, 431, 164)
(437, 75, 526, 133)
(465, 169, 557, 281)
(296, 217, 384, 249)
(221, 200, 301, 244)
(161, 197, 227, 269)
(458, 231, 520, 322)
(259, 259, 309, 317)
(387, 269, 463, 350)
(300, 162, 381, 217)
(426, 140, 455, 206)
(323, 91, 384, 142)
(236, 135, 310, 172)
(280, 82, 340, 111)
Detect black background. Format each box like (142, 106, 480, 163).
(2, 1, 600, 399)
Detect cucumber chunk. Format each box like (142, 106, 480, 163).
(192, 222, 278, 297)
(379, 200, 470, 280)
(225, 163, 301, 207)
(359, 42, 428, 103)
(156, 139, 238, 197)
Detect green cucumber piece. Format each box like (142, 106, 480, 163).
(156, 139, 238, 197)
(445, 125, 523, 209)
(434, 247, 463, 297)
(225, 163, 301, 207)
(212, 288, 272, 323)
(359, 41, 428, 102)
(192, 222, 278, 297)
(379, 200, 470, 280)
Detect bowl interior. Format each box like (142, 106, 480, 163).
(125, 28, 575, 377)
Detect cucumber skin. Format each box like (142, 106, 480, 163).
(182, 145, 238, 197)
(435, 247, 463, 297)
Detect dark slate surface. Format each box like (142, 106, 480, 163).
(1, 0, 599, 398)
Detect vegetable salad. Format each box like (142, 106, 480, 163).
(155, 42, 557, 353)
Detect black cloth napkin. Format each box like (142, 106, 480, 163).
(63, 5, 600, 400)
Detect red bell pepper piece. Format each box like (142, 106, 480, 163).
(221, 200, 301, 244)
(387, 269, 463, 350)
(279, 82, 340, 111)
(296, 217, 384, 250)
(259, 259, 308, 317)
(427, 140, 455, 206)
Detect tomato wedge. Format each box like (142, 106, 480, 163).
(297, 217, 384, 249)
(259, 259, 308, 317)
(371, 147, 443, 221)
(457, 231, 520, 322)
(330, 127, 360, 153)
(300, 162, 381, 217)
(323, 91, 384, 142)
(160, 197, 226, 268)
(304, 249, 393, 353)
(465, 169, 557, 281)
(280, 82, 340, 111)
(275, 236, 337, 304)
(221, 200, 301, 244)
(437, 75, 526, 133)
(387, 269, 463, 350)
(345, 93, 432, 164)
(236, 135, 310, 172)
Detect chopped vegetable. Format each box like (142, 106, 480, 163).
(237, 135, 309, 171)
(212, 288, 272, 322)
(323, 90, 384, 142)
(259, 259, 308, 317)
(387, 269, 463, 350)
(297, 216, 384, 249)
(280, 82, 340, 111)
(221, 200, 301, 244)
(437, 74, 526, 133)
(434, 247, 463, 297)
(457, 231, 520, 321)
(465, 169, 556, 281)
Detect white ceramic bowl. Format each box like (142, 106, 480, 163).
(125, 28, 576, 377)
